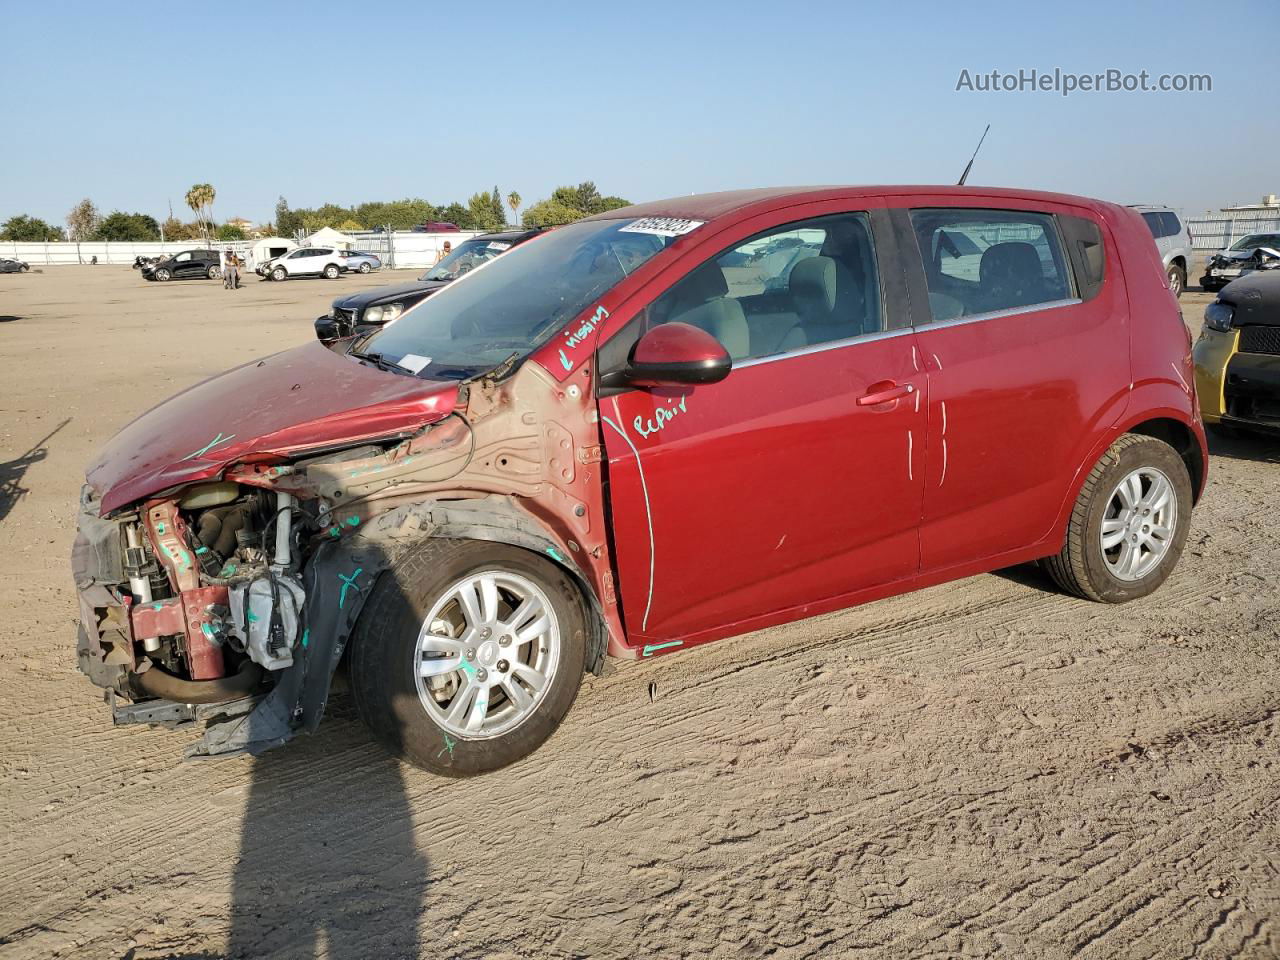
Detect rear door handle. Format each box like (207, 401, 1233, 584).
(857, 382, 914, 406)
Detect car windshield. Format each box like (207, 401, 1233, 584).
(419, 238, 515, 281)
(364, 218, 672, 380)
(1229, 234, 1280, 251)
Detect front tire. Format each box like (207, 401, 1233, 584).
(1043, 434, 1191, 602)
(155, 268, 171, 282)
(323, 263, 340, 279)
(271, 266, 287, 282)
(1167, 263, 1185, 298)
(207, 264, 221, 280)
(350, 539, 588, 777)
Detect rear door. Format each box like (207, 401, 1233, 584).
(599, 203, 927, 645)
(898, 199, 1127, 572)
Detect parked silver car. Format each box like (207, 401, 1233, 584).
(1130, 205, 1194, 297)
(1200, 232, 1280, 292)
(340, 250, 382, 274)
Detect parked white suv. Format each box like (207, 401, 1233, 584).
(264, 247, 345, 281)
(1129, 205, 1194, 297)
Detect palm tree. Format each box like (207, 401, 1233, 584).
(185, 183, 217, 244)
(507, 191, 521, 225)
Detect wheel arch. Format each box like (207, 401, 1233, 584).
(1044, 405, 1206, 555)
(405, 499, 611, 675)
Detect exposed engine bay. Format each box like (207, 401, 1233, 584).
(71, 360, 615, 759)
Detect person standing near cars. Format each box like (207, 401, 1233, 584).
(223, 249, 240, 290)
(434, 240, 452, 265)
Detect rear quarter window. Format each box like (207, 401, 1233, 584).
(1059, 215, 1106, 302)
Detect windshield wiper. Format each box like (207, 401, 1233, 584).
(350, 350, 417, 376)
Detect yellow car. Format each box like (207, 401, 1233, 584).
(1193, 272, 1280, 436)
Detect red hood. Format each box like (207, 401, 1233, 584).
(88, 341, 457, 514)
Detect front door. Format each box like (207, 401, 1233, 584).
(599, 208, 926, 646)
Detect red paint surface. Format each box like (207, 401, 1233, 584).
(88, 341, 456, 514)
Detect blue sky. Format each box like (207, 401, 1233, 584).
(1, 0, 1271, 226)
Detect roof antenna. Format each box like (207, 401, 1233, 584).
(957, 124, 990, 186)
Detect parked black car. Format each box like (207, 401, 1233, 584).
(0, 257, 31, 274)
(314, 228, 543, 342)
(142, 249, 221, 282)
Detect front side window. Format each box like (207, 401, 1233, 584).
(419, 238, 512, 281)
(174, 252, 191, 262)
(643, 213, 882, 361)
(910, 209, 1072, 319)
(364, 218, 675, 380)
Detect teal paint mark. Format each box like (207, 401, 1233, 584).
(179, 432, 237, 462)
(559, 348, 573, 371)
(247, 611, 260, 624)
(436, 733, 457, 760)
(337, 567, 363, 608)
(546, 547, 569, 565)
(156, 522, 166, 534)
(201, 623, 215, 639)
(641, 640, 684, 658)
(328, 526, 341, 538)
(219, 562, 238, 577)
(195, 546, 209, 555)
(346, 516, 360, 527)
(459, 659, 476, 677)
(152, 603, 163, 611)
(301, 628, 310, 649)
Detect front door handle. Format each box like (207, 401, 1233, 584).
(857, 381, 914, 406)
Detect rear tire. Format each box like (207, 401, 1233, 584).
(323, 263, 340, 280)
(359, 262, 372, 274)
(1167, 263, 1185, 298)
(1043, 434, 1191, 603)
(350, 539, 588, 777)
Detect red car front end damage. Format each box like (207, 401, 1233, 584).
(72, 186, 1207, 774)
(74, 338, 619, 757)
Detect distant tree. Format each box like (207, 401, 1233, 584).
(185, 183, 216, 243)
(275, 196, 304, 238)
(216, 223, 246, 241)
(0, 214, 62, 241)
(467, 191, 504, 232)
(506, 190, 521, 223)
(521, 198, 588, 227)
(594, 195, 631, 214)
(66, 198, 100, 262)
(438, 201, 473, 230)
(490, 185, 506, 228)
(96, 211, 161, 242)
(337, 219, 364, 232)
(65, 198, 100, 242)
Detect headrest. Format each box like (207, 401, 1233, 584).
(790, 256, 839, 315)
(979, 242, 1043, 286)
(679, 261, 729, 304)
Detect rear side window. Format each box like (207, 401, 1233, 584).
(1161, 212, 1182, 238)
(1059, 215, 1106, 302)
(909, 209, 1072, 320)
(1141, 212, 1162, 239)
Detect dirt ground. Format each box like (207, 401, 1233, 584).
(0, 266, 1277, 960)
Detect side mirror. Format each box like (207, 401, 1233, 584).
(604, 322, 732, 390)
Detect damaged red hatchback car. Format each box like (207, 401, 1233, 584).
(73, 186, 1206, 776)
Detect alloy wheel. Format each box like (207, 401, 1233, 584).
(1100, 466, 1176, 581)
(414, 570, 560, 739)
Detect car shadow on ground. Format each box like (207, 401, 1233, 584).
(1207, 428, 1280, 465)
(0, 418, 69, 523)
(0, 315, 20, 323)
(222, 700, 429, 960)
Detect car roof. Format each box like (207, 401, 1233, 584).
(582, 185, 1119, 225)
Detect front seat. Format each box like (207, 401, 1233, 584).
(978, 242, 1051, 311)
(781, 256, 866, 351)
(665, 262, 751, 360)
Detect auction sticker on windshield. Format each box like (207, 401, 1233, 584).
(619, 217, 706, 238)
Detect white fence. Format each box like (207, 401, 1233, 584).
(0, 231, 483, 270)
(1185, 215, 1280, 251)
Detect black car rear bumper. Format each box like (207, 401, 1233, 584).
(1222, 351, 1280, 433)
